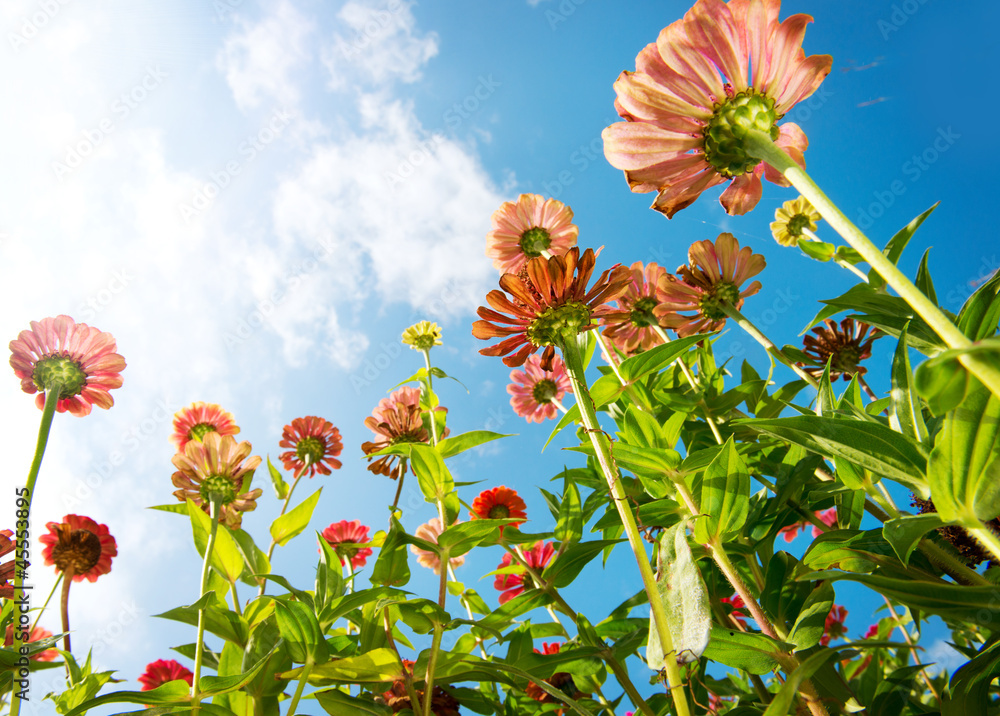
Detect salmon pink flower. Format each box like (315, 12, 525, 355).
(507, 353, 571, 423)
(4, 625, 58, 661)
(0, 530, 14, 600)
(655, 233, 765, 337)
(410, 518, 465, 575)
(279, 416, 343, 478)
(9, 315, 125, 417)
(321, 520, 373, 570)
(361, 386, 447, 480)
(820, 604, 848, 646)
(471, 486, 527, 535)
(485, 194, 579, 274)
(40, 514, 117, 582)
(601, 261, 672, 354)
(473, 247, 631, 369)
(171, 433, 263, 530)
(603, 0, 832, 218)
(139, 659, 194, 691)
(799, 318, 881, 381)
(171, 402, 240, 452)
(494, 541, 555, 604)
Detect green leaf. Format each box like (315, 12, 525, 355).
(231, 528, 271, 589)
(868, 203, 938, 290)
(957, 268, 1000, 341)
(787, 582, 835, 650)
(883, 514, 946, 565)
(734, 415, 929, 495)
(799, 238, 835, 262)
(944, 639, 1000, 716)
(763, 648, 843, 716)
(155, 593, 250, 648)
(835, 246, 865, 265)
(543, 540, 621, 589)
(618, 333, 711, 383)
(188, 499, 244, 583)
(927, 381, 1000, 523)
(914, 249, 938, 305)
(370, 518, 410, 588)
(270, 488, 322, 548)
(273, 598, 329, 665)
(436, 430, 511, 458)
(889, 325, 929, 443)
(409, 443, 454, 505)
(315, 688, 392, 716)
(554, 481, 583, 545)
(915, 340, 1000, 415)
(646, 523, 711, 668)
(542, 373, 624, 451)
(693, 437, 749, 542)
(436, 520, 504, 557)
(267, 456, 289, 500)
(285, 647, 403, 682)
(702, 626, 787, 675)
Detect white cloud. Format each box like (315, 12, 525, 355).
(323, 0, 439, 89)
(217, 0, 314, 111)
(925, 639, 968, 675)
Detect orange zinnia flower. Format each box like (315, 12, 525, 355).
(471, 487, 527, 535)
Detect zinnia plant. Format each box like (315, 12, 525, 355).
(506, 353, 571, 423)
(485, 193, 579, 273)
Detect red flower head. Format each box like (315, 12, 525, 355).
(601, 261, 673, 355)
(361, 386, 447, 480)
(526, 641, 588, 713)
(473, 247, 632, 369)
(603, 0, 832, 218)
(494, 541, 555, 605)
(40, 515, 117, 582)
(0, 530, 15, 599)
(471, 487, 527, 536)
(279, 416, 344, 478)
(4, 625, 58, 661)
(655, 233, 765, 337)
(799, 318, 881, 381)
(9, 315, 125, 417)
(507, 353, 572, 424)
(321, 520, 373, 570)
(171, 433, 263, 530)
(720, 594, 747, 628)
(138, 659, 194, 691)
(171, 402, 240, 452)
(820, 604, 849, 646)
(777, 508, 837, 543)
(486, 194, 579, 274)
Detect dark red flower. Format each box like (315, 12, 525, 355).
(820, 604, 848, 646)
(0, 529, 15, 599)
(39, 515, 116, 582)
(138, 659, 194, 691)
(720, 594, 748, 628)
(382, 659, 461, 715)
(525, 642, 588, 714)
(799, 318, 880, 381)
(361, 386, 447, 480)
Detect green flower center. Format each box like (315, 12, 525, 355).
(698, 282, 741, 320)
(200, 474, 237, 505)
(32, 355, 87, 398)
(703, 89, 780, 177)
(526, 302, 592, 347)
(519, 227, 552, 257)
(532, 378, 558, 405)
(629, 296, 659, 328)
(190, 423, 218, 442)
(787, 214, 813, 238)
(296, 436, 326, 465)
(411, 335, 438, 351)
(488, 504, 511, 519)
(831, 346, 862, 374)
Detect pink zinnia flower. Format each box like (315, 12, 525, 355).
(321, 520, 373, 570)
(600, 261, 672, 355)
(361, 386, 447, 480)
(278, 416, 344, 478)
(4, 625, 58, 662)
(410, 518, 466, 575)
(39, 515, 117, 583)
(485, 194, 579, 274)
(171, 402, 240, 452)
(603, 0, 832, 218)
(138, 659, 194, 691)
(820, 604, 849, 646)
(8, 315, 125, 417)
(720, 594, 747, 628)
(493, 541, 555, 605)
(655, 233, 765, 337)
(507, 353, 572, 423)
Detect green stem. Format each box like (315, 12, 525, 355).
(966, 524, 1000, 566)
(651, 326, 725, 445)
(286, 660, 313, 715)
(192, 498, 222, 716)
(30, 573, 62, 633)
(720, 304, 821, 389)
(745, 128, 1000, 400)
(259, 472, 303, 596)
(12, 386, 61, 716)
(560, 336, 693, 716)
(422, 624, 444, 716)
(801, 228, 870, 283)
(229, 578, 243, 617)
(421, 349, 439, 447)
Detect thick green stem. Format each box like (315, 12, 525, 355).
(286, 661, 313, 715)
(561, 337, 692, 716)
(192, 498, 222, 716)
(720, 304, 820, 389)
(744, 128, 1000, 400)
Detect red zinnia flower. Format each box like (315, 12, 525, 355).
(0, 529, 15, 600)
(720, 594, 747, 628)
(494, 541, 555, 605)
(4, 625, 58, 661)
(799, 318, 881, 381)
(321, 520, 373, 570)
(138, 659, 194, 691)
(171, 433, 263, 530)
(820, 604, 848, 646)
(171, 402, 240, 452)
(655, 233, 765, 337)
(473, 247, 632, 369)
(361, 386, 447, 480)
(777, 507, 837, 542)
(410, 518, 465, 575)
(278, 416, 344, 478)
(507, 353, 572, 423)
(471, 487, 527, 535)
(485, 194, 579, 274)
(39, 515, 117, 582)
(603, 0, 832, 218)
(8, 315, 125, 417)
(601, 261, 673, 355)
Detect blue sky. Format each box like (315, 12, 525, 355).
(2, 0, 996, 711)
